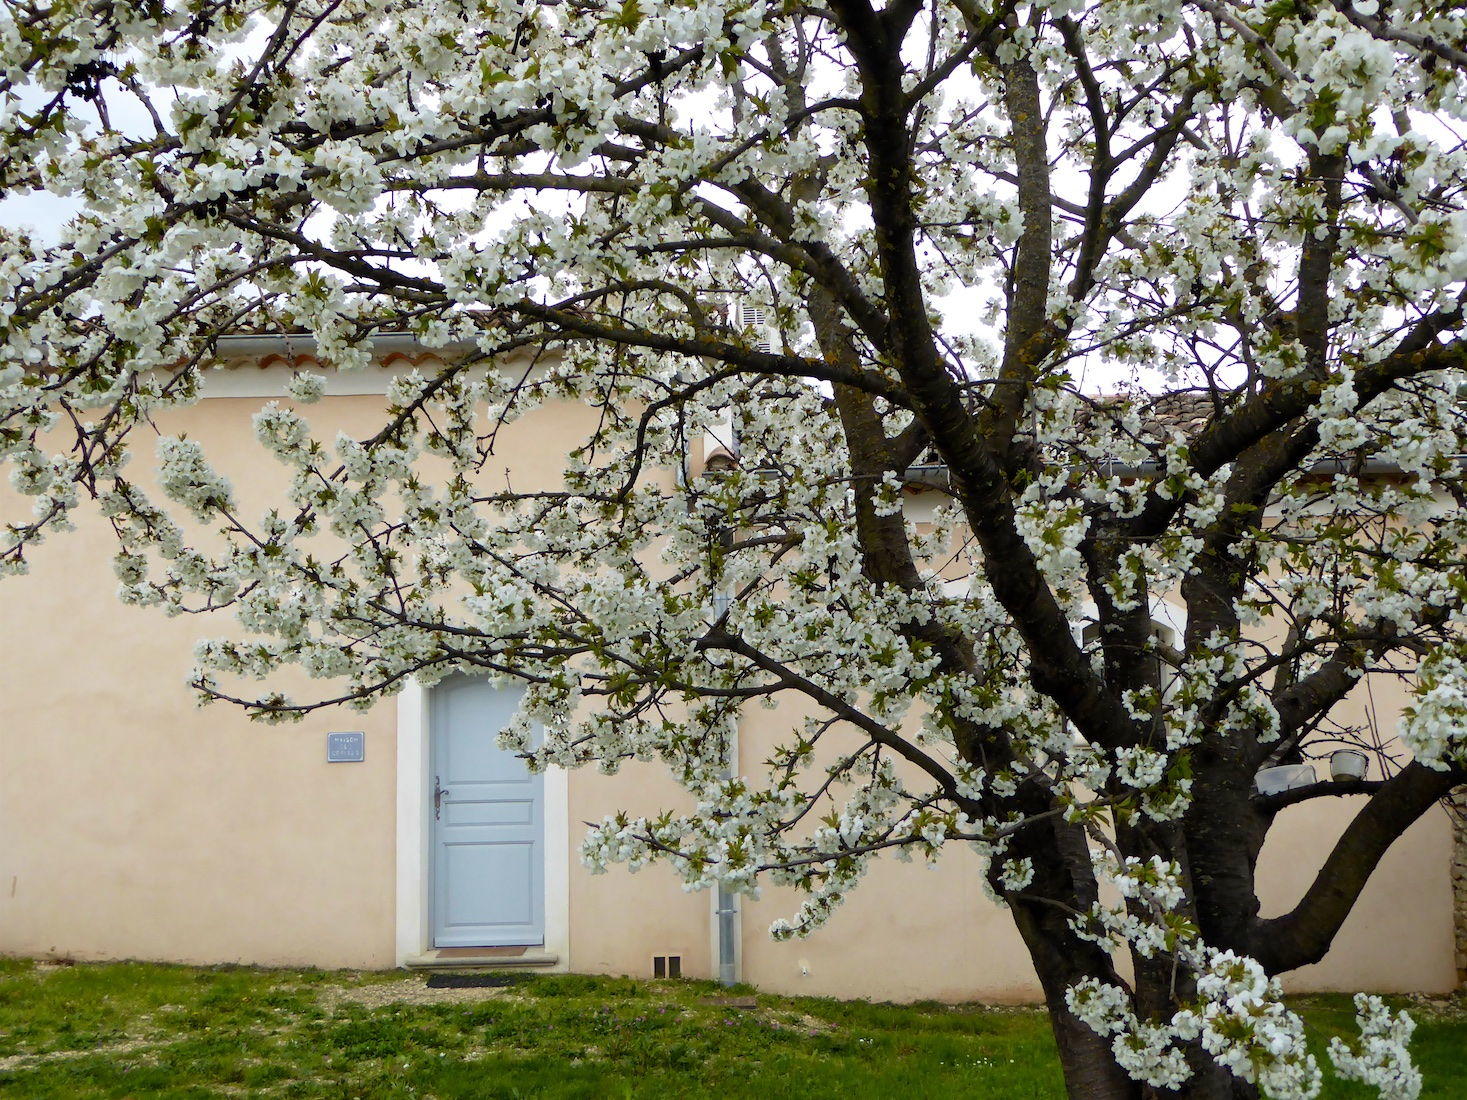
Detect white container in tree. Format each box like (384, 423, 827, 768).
(1254, 763, 1317, 796)
(1329, 749, 1368, 783)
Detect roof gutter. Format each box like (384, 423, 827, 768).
(904, 457, 1467, 484)
(211, 332, 482, 358)
(211, 339, 1467, 483)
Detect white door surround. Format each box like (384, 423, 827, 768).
(395, 677, 569, 967)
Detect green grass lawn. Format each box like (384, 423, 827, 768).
(1, 958, 1465, 1097)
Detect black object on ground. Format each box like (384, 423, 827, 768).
(424, 971, 533, 989)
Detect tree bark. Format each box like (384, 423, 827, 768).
(1000, 816, 1143, 1099)
(1010, 894, 1142, 1100)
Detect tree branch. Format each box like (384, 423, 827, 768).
(1250, 761, 1464, 973)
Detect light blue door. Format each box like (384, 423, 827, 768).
(431, 675, 544, 947)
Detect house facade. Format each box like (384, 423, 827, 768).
(0, 339, 1458, 1001)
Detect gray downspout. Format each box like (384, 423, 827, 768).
(715, 849, 739, 987)
(712, 590, 740, 987)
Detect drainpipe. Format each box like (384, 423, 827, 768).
(692, 407, 742, 988)
(711, 590, 741, 987)
(714, 817, 741, 986)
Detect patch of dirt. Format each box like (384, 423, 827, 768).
(793, 1012, 835, 1035)
(31, 961, 76, 973)
(1401, 993, 1466, 1019)
(320, 977, 520, 1009)
(0, 1036, 167, 1072)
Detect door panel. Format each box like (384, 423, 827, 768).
(431, 675, 543, 947)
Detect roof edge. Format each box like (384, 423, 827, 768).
(212, 332, 481, 357)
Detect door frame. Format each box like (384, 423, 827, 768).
(394, 677, 570, 966)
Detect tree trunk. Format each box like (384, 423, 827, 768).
(1020, 930, 1266, 1100)
(1135, 964, 1263, 1100)
(1010, 894, 1143, 1100)
(1171, 1053, 1261, 1100)
(1007, 818, 1266, 1100)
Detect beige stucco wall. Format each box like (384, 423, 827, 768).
(1264, 799, 1454, 994)
(728, 676, 1457, 1000)
(0, 405, 400, 968)
(0, 359, 717, 976)
(0, 356, 1457, 999)
(567, 760, 714, 980)
(0, 380, 481, 967)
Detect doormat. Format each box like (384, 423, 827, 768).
(424, 971, 534, 989)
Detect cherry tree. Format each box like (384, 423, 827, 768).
(3, 0, 1466, 1095)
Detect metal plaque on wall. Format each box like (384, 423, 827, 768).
(326, 731, 366, 762)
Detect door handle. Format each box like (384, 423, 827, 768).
(433, 775, 446, 820)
